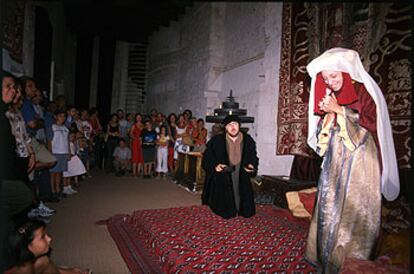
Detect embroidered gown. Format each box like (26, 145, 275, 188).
(305, 82, 381, 273)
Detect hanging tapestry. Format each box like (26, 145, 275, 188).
(276, 3, 412, 170)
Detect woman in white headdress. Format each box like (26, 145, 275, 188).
(305, 48, 400, 273)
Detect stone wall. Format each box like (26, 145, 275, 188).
(146, 3, 212, 118)
(22, 1, 77, 102)
(146, 2, 294, 176)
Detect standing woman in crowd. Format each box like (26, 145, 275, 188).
(104, 114, 120, 172)
(89, 108, 103, 169)
(166, 113, 177, 174)
(305, 48, 399, 273)
(194, 118, 208, 151)
(130, 113, 144, 177)
(5, 82, 36, 184)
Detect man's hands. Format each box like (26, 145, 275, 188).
(215, 164, 227, 172)
(244, 164, 255, 173)
(215, 163, 255, 173)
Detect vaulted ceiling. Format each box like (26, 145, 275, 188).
(63, 0, 193, 43)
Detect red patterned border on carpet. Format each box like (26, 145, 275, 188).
(98, 205, 316, 273)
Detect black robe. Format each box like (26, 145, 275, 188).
(201, 132, 259, 219)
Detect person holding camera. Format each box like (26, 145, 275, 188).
(201, 115, 258, 219)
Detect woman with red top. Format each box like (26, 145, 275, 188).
(130, 113, 144, 176)
(305, 48, 399, 273)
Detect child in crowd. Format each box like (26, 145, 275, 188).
(6, 220, 91, 274)
(155, 126, 169, 177)
(125, 113, 134, 145)
(48, 110, 69, 200)
(80, 109, 93, 141)
(78, 136, 91, 177)
(62, 132, 86, 192)
(141, 120, 157, 178)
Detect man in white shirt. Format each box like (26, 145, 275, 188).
(113, 138, 131, 176)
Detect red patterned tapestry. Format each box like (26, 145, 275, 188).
(98, 205, 316, 273)
(276, 3, 412, 171)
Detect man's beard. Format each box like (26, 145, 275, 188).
(227, 131, 240, 138)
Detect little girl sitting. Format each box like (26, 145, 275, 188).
(6, 220, 91, 273)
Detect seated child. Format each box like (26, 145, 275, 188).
(6, 220, 91, 274)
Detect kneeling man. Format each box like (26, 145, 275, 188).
(202, 115, 259, 219)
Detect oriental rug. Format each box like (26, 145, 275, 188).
(98, 205, 316, 273)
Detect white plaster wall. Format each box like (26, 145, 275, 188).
(111, 41, 129, 113)
(222, 2, 266, 68)
(146, 3, 212, 119)
(256, 2, 294, 176)
(220, 59, 263, 138)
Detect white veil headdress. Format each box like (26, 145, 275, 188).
(306, 47, 400, 201)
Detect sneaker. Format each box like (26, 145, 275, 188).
(27, 208, 53, 219)
(62, 187, 73, 195)
(38, 202, 56, 213)
(68, 186, 78, 194)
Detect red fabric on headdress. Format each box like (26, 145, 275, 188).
(314, 72, 359, 115)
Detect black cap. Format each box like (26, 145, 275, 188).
(222, 115, 241, 126)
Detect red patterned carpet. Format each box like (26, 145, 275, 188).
(98, 205, 316, 273)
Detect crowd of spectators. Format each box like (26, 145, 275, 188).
(1, 70, 209, 272)
(102, 107, 208, 178)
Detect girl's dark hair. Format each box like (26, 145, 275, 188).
(135, 113, 142, 120)
(167, 113, 177, 124)
(183, 109, 192, 118)
(8, 220, 46, 266)
(89, 107, 98, 116)
(2, 70, 14, 80)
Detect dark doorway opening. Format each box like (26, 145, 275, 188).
(74, 34, 93, 109)
(33, 6, 52, 97)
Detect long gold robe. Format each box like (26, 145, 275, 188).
(305, 107, 381, 273)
